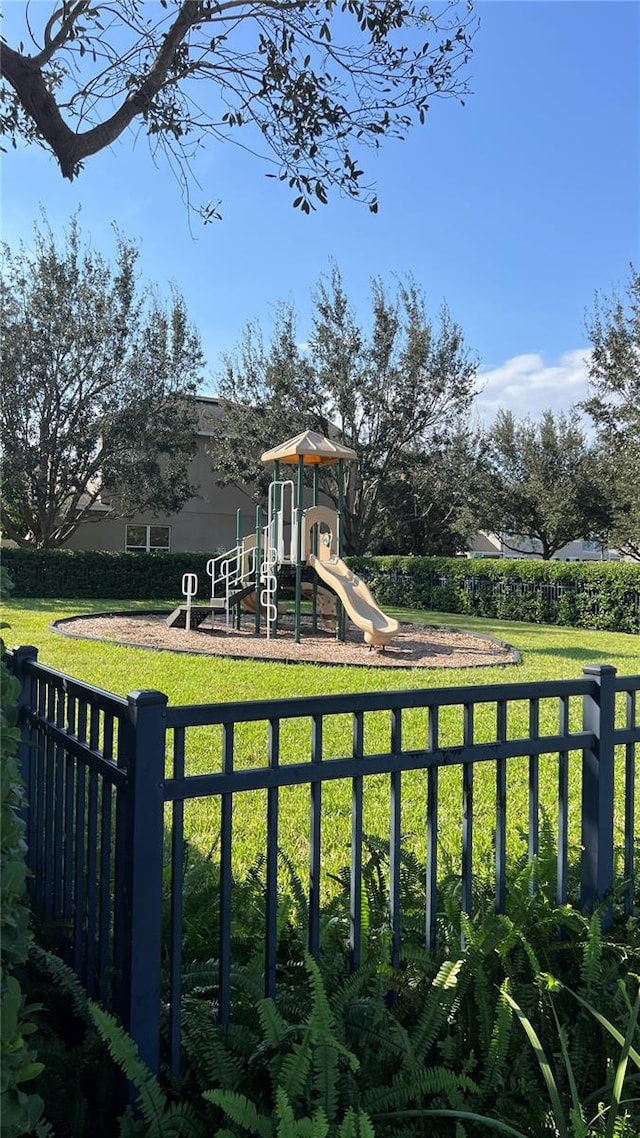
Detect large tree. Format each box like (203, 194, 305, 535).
(0, 1, 475, 215)
(375, 428, 487, 555)
(0, 214, 204, 548)
(471, 409, 609, 560)
(208, 265, 479, 554)
(582, 265, 640, 560)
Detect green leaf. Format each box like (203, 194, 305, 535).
(502, 990, 567, 1137)
(203, 1089, 272, 1137)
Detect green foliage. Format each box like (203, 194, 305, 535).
(346, 555, 640, 633)
(1, 213, 203, 548)
(17, 946, 122, 1138)
(1, 549, 214, 601)
(482, 974, 640, 1138)
(0, 567, 47, 1136)
(16, 838, 640, 1137)
(0, 976, 46, 1138)
(88, 1004, 203, 1137)
(6, 550, 638, 633)
(471, 409, 608, 560)
(208, 266, 478, 555)
(583, 265, 640, 561)
(167, 838, 639, 1137)
(0, 3, 475, 213)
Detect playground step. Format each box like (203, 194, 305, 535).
(166, 606, 216, 629)
(166, 585, 257, 629)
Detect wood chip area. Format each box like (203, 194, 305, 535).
(54, 612, 519, 669)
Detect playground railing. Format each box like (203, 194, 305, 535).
(7, 647, 639, 1078)
(206, 545, 242, 600)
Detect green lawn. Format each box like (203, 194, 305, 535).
(3, 597, 639, 889)
(4, 596, 639, 700)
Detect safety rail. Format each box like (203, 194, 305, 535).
(8, 646, 639, 1078)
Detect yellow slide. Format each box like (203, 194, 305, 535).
(307, 553, 399, 649)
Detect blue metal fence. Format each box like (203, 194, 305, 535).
(8, 645, 639, 1077)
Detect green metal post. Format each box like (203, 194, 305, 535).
(272, 461, 280, 637)
(294, 456, 304, 643)
(254, 505, 262, 636)
(312, 466, 319, 632)
(236, 508, 243, 629)
(336, 460, 345, 640)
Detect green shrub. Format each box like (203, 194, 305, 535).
(0, 568, 46, 1136)
(346, 556, 640, 633)
(0, 549, 214, 602)
(3, 549, 639, 632)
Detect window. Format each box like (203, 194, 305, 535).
(125, 524, 171, 553)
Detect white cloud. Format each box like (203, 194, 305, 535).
(474, 349, 592, 425)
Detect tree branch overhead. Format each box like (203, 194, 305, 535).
(0, 0, 475, 210)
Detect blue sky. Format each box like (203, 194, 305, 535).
(1, 1, 638, 425)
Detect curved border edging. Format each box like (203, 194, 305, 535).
(50, 610, 521, 670)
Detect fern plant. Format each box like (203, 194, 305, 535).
(88, 1003, 205, 1138)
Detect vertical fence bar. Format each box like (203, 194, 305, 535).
(461, 704, 474, 921)
(98, 780, 113, 1007)
(53, 686, 66, 918)
(389, 709, 402, 974)
(169, 726, 185, 1074)
(87, 702, 101, 992)
(219, 722, 234, 1025)
(65, 684, 78, 951)
(581, 665, 616, 926)
(624, 690, 636, 918)
(63, 740, 76, 957)
(557, 696, 569, 905)
(309, 715, 323, 960)
(350, 711, 364, 971)
(528, 697, 540, 893)
(73, 762, 86, 978)
(117, 690, 168, 1074)
(426, 707, 439, 953)
(34, 677, 47, 913)
(495, 701, 507, 914)
(86, 769, 99, 996)
(265, 719, 280, 999)
(43, 680, 56, 921)
(10, 647, 39, 902)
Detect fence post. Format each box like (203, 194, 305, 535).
(116, 689, 168, 1076)
(7, 645, 38, 774)
(7, 647, 38, 863)
(581, 664, 616, 924)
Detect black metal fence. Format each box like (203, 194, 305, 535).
(8, 646, 639, 1077)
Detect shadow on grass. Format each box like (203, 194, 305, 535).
(527, 645, 621, 662)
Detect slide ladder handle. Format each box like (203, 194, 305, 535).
(181, 573, 198, 632)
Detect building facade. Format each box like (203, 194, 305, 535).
(63, 397, 255, 556)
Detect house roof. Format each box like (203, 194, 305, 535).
(261, 430, 358, 465)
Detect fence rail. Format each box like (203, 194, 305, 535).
(8, 645, 639, 1077)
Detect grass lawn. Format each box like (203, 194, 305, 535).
(3, 597, 639, 892)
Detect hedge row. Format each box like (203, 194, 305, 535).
(2, 548, 640, 632)
(346, 555, 640, 634)
(1, 549, 214, 602)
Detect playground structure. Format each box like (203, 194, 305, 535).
(167, 430, 399, 650)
